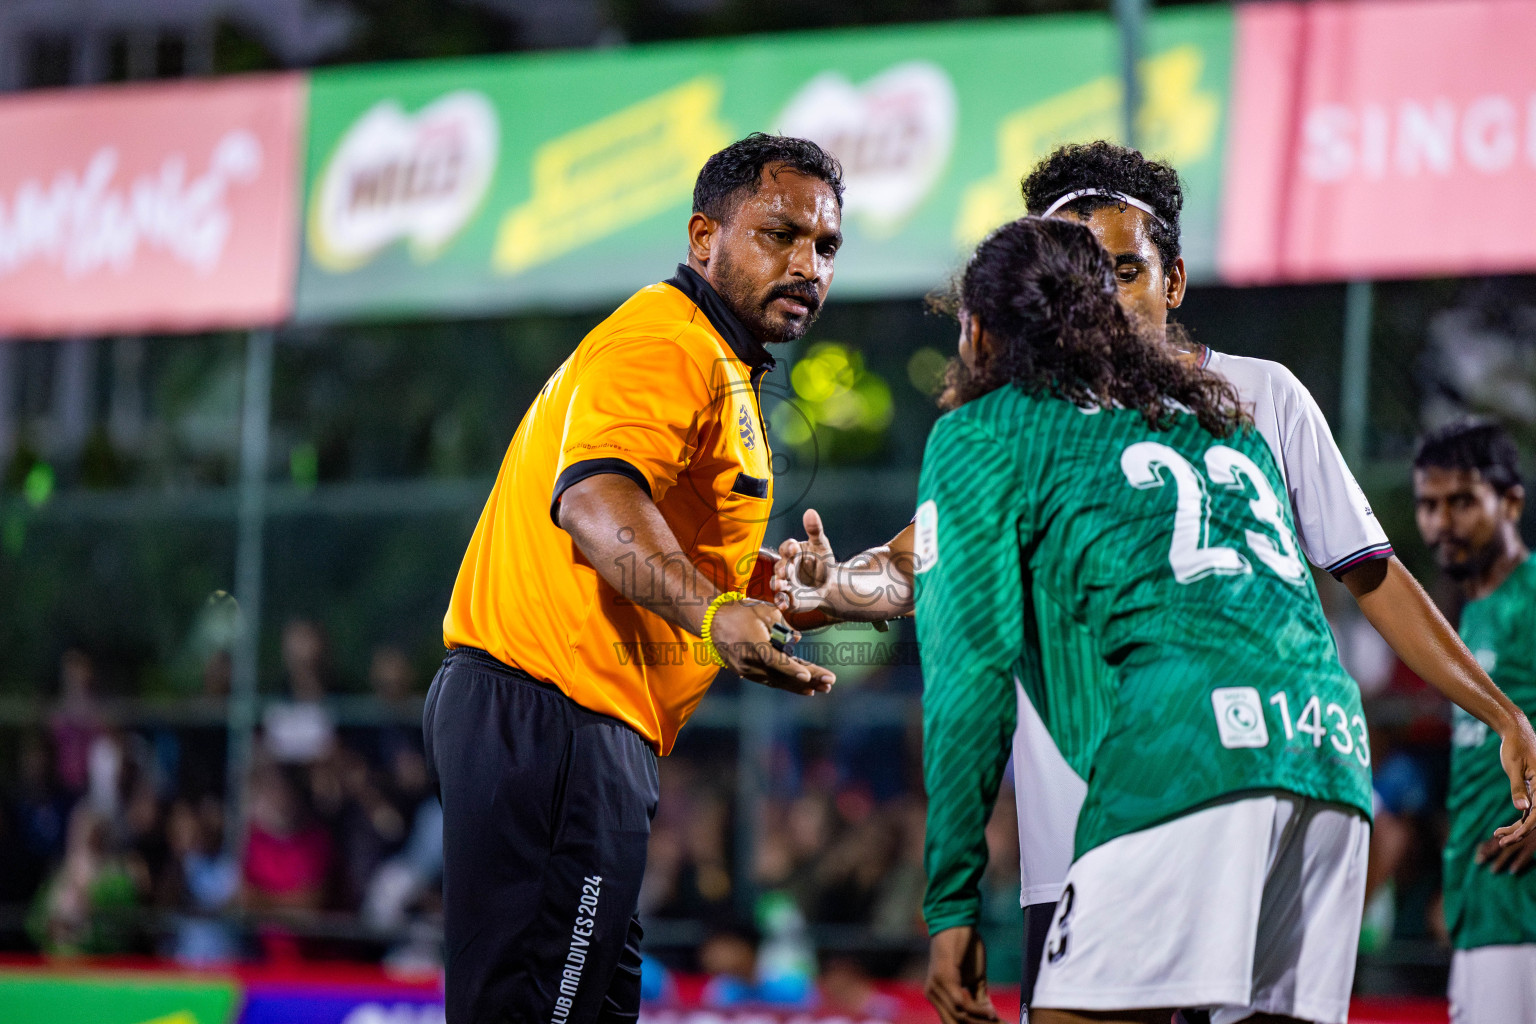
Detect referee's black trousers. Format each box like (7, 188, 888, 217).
(424, 648, 660, 1024)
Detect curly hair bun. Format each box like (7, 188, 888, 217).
(940, 217, 1243, 440)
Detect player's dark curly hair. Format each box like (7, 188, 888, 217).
(936, 217, 1243, 438)
(693, 133, 844, 222)
(1021, 141, 1184, 272)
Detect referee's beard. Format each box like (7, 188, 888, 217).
(712, 248, 823, 345)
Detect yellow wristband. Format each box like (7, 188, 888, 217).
(700, 591, 745, 668)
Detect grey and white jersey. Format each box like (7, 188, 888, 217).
(1204, 348, 1392, 573)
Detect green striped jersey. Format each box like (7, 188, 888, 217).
(1010, 348, 1392, 909)
(1445, 555, 1536, 950)
(1009, 583, 1111, 906)
(1019, 585, 1113, 780)
(916, 385, 1372, 933)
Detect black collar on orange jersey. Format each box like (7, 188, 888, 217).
(666, 264, 777, 374)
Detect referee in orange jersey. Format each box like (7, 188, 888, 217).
(426, 134, 843, 1024)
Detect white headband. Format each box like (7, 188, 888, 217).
(1041, 188, 1168, 228)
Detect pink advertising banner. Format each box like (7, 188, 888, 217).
(0, 74, 304, 338)
(1220, 0, 1536, 284)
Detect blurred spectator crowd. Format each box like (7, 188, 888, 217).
(0, 611, 1462, 997)
(0, 620, 442, 968)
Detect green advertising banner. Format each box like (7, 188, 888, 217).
(295, 8, 1232, 323)
(0, 971, 238, 1024)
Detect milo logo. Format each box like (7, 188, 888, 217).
(308, 90, 499, 271)
(776, 61, 957, 235)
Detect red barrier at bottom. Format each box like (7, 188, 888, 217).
(1349, 997, 1450, 1024)
(0, 959, 1453, 1024)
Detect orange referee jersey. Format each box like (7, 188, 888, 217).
(443, 265, 775, 754)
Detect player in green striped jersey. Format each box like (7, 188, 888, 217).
(913, 216, 1382, 1023)
(799, 216, 1536, 1024)
(775, 144, 1536, 1023)
(1413, 421, 1536, 1023)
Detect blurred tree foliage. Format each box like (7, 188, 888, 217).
(604, 0, 1106, 45)
(270, 315, 579, 485)
(320, 0, 521, 64)
(0, 296, 954, 696)
(207, 0, 1213, 72)
(8, 275, 1534, 697)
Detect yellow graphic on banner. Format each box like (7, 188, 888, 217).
(954, 45, 1219, 245)
(139, 1014, 197, 1024)
(495, 77, 732, 274)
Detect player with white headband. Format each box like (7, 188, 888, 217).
(1040, 187, 1171, 227)
(773, 141, 1536, 1023)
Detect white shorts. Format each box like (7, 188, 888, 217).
(1031, 792, 1370, 1024)
(1449, 945, 1536, 1024)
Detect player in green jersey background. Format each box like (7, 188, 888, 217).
(1413, 420, 1536, 1023)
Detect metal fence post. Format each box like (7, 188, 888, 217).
(1340, 280, 1374, 469)
(1114, 0, 1148, 150)
(225, 327, 274, 856)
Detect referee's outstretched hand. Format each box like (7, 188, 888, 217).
(710, 598, 835, 695)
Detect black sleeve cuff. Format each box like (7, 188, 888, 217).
(1325, 542, 1394, 579)
(550, 458, 653, 527)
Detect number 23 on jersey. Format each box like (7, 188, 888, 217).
(1121, 441, 1307, 586)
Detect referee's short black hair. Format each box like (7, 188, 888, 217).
(693, 133, 844, 223)
(1414, 419, 1524, 494)
(1021, 141, 1185, 272)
